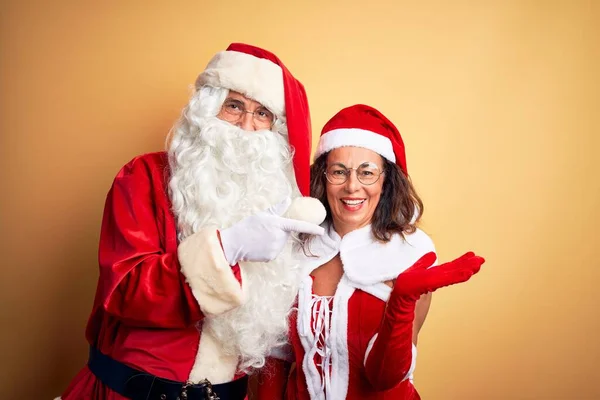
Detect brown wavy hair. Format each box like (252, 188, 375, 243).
(307, 151, 423, 244)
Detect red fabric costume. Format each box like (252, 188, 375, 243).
(256, 104, 484, 399)
(61, 152, 245, 399)
(58, 42, 315, 400)
(265, 223, 435, 400)
(257, 226, 483, 400)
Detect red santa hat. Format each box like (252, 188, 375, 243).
(195, 43, 312, 196)
(314, 104, 408, 175)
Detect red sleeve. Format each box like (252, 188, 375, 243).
(97, 157, 204, 328)
(364, 296, 415, 390)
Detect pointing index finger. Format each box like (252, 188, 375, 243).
(277, 218, 325, 236)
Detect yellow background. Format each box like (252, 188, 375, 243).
(1, 0, 599, 398)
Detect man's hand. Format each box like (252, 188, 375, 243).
(219, 197, 325, 265)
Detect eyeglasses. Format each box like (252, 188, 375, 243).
(219, 99, 275, 129)
(324, 162, 384, 185)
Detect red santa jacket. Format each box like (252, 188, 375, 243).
(259, 224, 435, 400)
(61, 152, 245, 400)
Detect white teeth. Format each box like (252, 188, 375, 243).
(342, 199, 365, 205)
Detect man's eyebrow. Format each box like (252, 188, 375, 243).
(224, 98, 245, 105)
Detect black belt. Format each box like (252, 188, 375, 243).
(87, 346, 248, 400)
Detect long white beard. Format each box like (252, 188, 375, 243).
(168, 116, 301, 372)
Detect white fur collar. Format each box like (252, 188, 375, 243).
(300, 223, 436, 285)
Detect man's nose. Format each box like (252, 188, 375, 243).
(236, 112, 257, 131)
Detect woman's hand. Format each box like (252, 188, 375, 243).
(364, 251, 485, 390)
(393, 251, 485, 302)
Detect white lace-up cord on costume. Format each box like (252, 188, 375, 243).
(308, 294, 334, 397)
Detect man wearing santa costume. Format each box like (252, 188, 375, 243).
(56, 43, 326, 400)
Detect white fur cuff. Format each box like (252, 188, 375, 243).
(178, 229, 246, 316)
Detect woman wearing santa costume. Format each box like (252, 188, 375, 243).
(255, 104, 485, 399)
(56, 43, 327, 400)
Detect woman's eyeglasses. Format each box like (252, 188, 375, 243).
(324, 162, 384, 185)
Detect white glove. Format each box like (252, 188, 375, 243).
(219, 197, 325, 266)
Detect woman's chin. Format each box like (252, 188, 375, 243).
(333, 215, 370, 236)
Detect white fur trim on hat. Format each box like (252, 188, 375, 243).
(196, 50, 285, 117)
(314, 128, 396, 162)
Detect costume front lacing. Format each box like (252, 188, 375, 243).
(308, 294, 334, 396)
